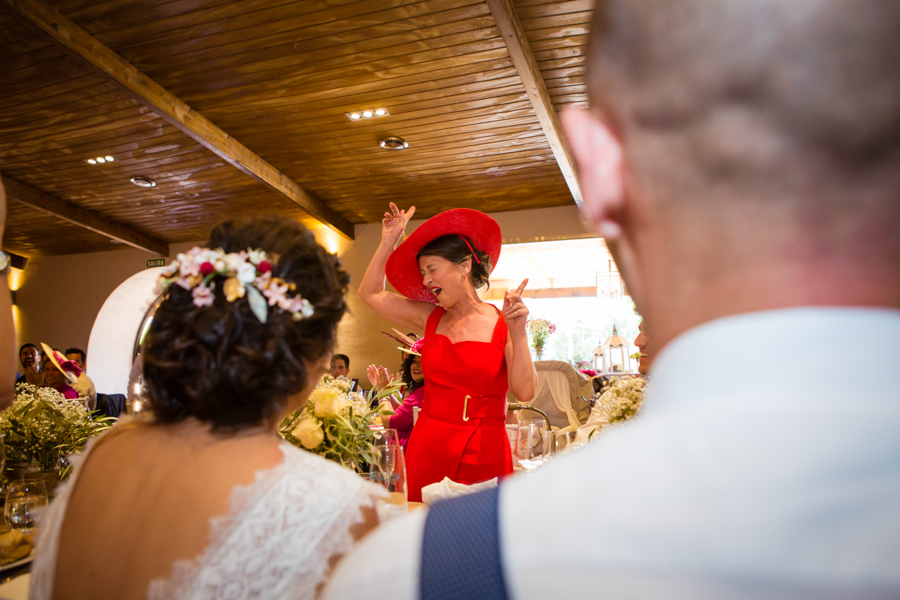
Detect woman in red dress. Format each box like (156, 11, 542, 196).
(359, 203, 537, 501)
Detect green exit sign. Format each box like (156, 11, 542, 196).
(147, 259, 167, 268)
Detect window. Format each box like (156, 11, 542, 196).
(484, 238, 641, 370)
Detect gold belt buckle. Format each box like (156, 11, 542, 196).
(462, 395, 471, 422)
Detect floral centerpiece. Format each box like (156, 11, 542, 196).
(587, 376, 647, 441)
(279, 375, 398, 472)
(1, 384, 114, 480)
(527, 318, 556, 360)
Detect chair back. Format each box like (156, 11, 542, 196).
(519, 361, 593, 431)
(95, 393, 127, 419)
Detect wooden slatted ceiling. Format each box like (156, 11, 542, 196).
(1, 0, 590, 256)
(42, 0, 577, 223)
(4, 196, 123, 256)
(517, 0, 591, 110)
(0, 8, 325, 257)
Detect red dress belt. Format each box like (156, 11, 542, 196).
(423, 389, 507, 425)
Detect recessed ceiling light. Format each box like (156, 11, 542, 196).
(130, 176, 157, 188)
(105, 155, 115, 162)
(87, 159, 97, 164)
(379, 136, 409, 150)
(346, 108, 390, 121)
(96, 157, 106, 163)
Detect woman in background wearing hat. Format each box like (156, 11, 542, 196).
(360, 203, 536, 502)
(41, 345, 80, 400)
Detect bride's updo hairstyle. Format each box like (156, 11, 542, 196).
(143, 215, 350, 430)
(417, 234, 492, 291)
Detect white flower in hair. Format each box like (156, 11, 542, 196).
(247, 249, 267, 264)
(236, 262, 257, 284)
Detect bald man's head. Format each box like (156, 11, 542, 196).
(588, 0, 900, 198)
(565, 0, 900, 349)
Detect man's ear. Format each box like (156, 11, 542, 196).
(561, 108, 625, 240)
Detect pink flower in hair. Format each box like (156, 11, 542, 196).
(192, 283, 215, 307)
(263, 280, 290, 307)
(175, 277, 192, 290)
(409, 338, 425, 355)
(289, 296, 315, 318)
(180, 259, 200, 278)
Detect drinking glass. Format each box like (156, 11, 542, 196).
(542, 430, 572, 460)
(372, 429, 407, 517)
(373, 431, 397, 487)
(5, 479, 49, 537)
(515, 421, 549, 470)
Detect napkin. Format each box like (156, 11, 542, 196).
(421, 477, 498, 506)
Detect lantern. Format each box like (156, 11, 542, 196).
(603, 325, 631, 373)
(596, 259, 625, 299)
(592, 344, 607, 373)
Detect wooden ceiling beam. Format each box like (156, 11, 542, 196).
(0, 0, 355, 240)
(2, 176, 169, 256)
(485, 0, 583, 207)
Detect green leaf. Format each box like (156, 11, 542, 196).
(246, 284, 268, 323)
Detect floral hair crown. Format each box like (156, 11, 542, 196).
(155, 246, 315, 324)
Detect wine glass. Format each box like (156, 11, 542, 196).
(372, 429, 407, 517)
(515, 421, 548, 470)
(373, 431, 398, 490)
(5, 479, 49, 537)
(542, 430, 574, 462)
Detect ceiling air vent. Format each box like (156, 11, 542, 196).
(379, 136, 408, 150)
(130, 176, 157, 188)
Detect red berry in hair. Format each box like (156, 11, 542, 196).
(258, 260, 272, 274)
(199, 262, 215, 276)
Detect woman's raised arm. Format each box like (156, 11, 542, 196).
(357, 203, 432, 333)
(503, 279, 537, 402)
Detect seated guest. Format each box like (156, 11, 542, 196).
(331, 353, 359, 392)
(65, 347, 97, 410)
(15, 343, 41, 386)
(324, 1, 900, 597)
(40, 346, 79, 400)
(30, 215, 385, 600)
(369, 343, 427, 451)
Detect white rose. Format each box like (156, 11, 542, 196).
(236, 262, 257, 283)
(310, 387, 348, 417)
(247, 249, 267, 264)
(292, 418, 324, 449)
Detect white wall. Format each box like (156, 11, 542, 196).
(13, 205, 592, 386)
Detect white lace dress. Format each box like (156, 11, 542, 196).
(30, 431, 386, 600)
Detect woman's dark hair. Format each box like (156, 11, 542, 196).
(143, 215, 350, 431)
(416, 234, 491, 290)
(400, 353, 424, 393)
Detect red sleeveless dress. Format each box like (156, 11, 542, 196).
(404, 306, 514, 502)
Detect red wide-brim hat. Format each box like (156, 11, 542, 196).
(386, 208, 502, 303)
